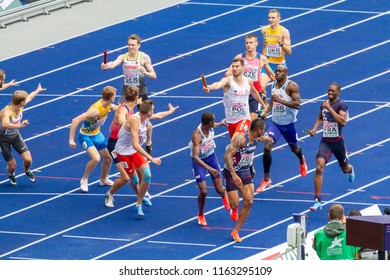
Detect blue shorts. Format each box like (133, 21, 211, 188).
(260, 61, 287, 75)
(267, 121, 298, 146)
(249, 95, 261, 113)
(192, 152, 221, 183)
(78, 132, 107, 151)
(316, 138, 349, 168)
(223, 168, 253, 192)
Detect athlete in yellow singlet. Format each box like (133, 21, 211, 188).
(260, 9, 292, 106)
(69, 86, 118, 193)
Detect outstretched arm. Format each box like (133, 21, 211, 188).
(101, 53, 125, 70)
(149, 103, 179, 120)
(203, 77, 229, 93)
(24, 83, 46, 105)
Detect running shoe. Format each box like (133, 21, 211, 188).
(142, 197, 152, 207)
(300, 156, 308, 177)
(105, 192, 114, 208)
(8, 175, 17, 186)
(99, 178, 114, 186)
(222, 195, 231, 210)
(145, 191, 152, 199)
(230, 208, 238, 222)
(256, 179, 272, 193)
(231, 230, 242, 243)
(135, 205, 144, 217)
(25, 170, 36, 183)
(310, 199, 322, 211)
(80, 178, 88, 192)
(197, 215, 207, 226)
(348, 166, 355, 182)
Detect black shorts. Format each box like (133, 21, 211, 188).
(0, 134, 29, 162)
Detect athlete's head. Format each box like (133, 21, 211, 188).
(268, 9, 281, 26)
(201, 111, 215, 127)
(245, 34, 258, 51)
(250, 118, 265, 133)
(275, 65, 288, 82)
(128, 34, 141, 53)
(101, 86, 117, 101)
(139, 100, 154, 116)
(231, 58, 245, 77)
(327, 82, 341, 101)
(124, 86, 139, 102)
(12, 90, 28, 106)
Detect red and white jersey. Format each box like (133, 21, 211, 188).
(114, 113, 149, 156)
(223, 76, 251, 124)
(242, 52, 262, 92)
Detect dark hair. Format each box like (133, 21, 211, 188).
(232, 58, 244, 67)
(201, 112, 214, 125)
(347, 209, 362, 217)
(250, 118, 265, 132)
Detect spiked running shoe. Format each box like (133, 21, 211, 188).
(80, 178, 88, 192)
(99, 178, 114, 186)
(197, 215, 207, 226)
(142, 197, 152, 207)
(348, 166, 355, 182)
(310, 199, 322, 211)
(231, 230, 242, 243)
(230, 208, 238, 222)
(8, 175, 17, 186)
(300, 156, 308, 177)
(256, 179, 272, 193)
(25, 170, 36, 183)
(135, 205, 144, 218)
(222, 195, 231, 210)
(105, 193, 114, 208)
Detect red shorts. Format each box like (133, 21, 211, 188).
(116, 152, 148, 175)
(227, 119, 251, 139)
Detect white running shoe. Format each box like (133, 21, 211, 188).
(80, 178, 88, 192)
(99, 178, 114, 186)
(145, 191, 152, 199)
(105, 192, 114, 207)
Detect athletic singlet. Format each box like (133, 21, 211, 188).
(188, 124, 216, 159)
(271, 79, 297, 125)
(122, 52, 146, 89)
(80, 99, 111, 136)
(242, 52, 262, 92)
(115, 113, 149, 156)
(109, 104, 132, 140)
(0, 104, 23, 136)
(321, 99, 348, 142)
(223, 76, 251, 124)
(224, 133, 258, 171)
(263, 25, 285, 64)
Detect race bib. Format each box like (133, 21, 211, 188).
(124, 71, 140, 86)
(266, 44, 282, 58)
(231, 102, 246, 116)
(243, 66, 259, 81)
(323, 121, 339, 138)
(272, 102, 286, 116)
